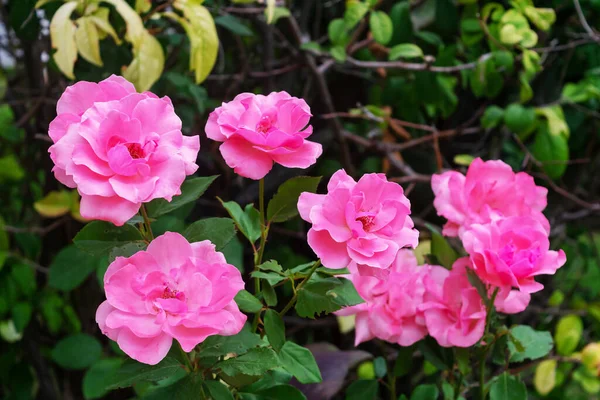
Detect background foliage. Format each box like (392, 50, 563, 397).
(1, 0, 600, 399)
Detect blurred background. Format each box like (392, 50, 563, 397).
(1, 0, 600, 399)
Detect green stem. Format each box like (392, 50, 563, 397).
(279, 260, 321, 317)
(251, 179, 269, 333)
(479, 287, 499, 400)
(140, 204, 154, 241)
(178, 342, 193, 371)
(387, 364, 397, 400)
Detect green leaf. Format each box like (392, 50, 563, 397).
(0, 154, 25, 182)
(216, 347, 279, 376)
(215, 14, 254, 37)
(49, 1, 78, 79)
(346, 380, 378, 400)
(89, 7, 121, 44)
(199, 326, 263, 358)
(121, 30, 164, 92)
(108, 242, 147, 264)
(327, 277, 365, 307)
(504, 104, 536, 137)
(102, 0, 145, 46)
(388, 44, 424, 60)
(142, 373, 204, 400)
(369, 11, 393, 45)
(411, 384, 440, 400)
(344, 2, 369, 29)
(11, 263, 36, 297)
(328, 18, 347, 46)
(105, 356, 185, 389)
(82, 358, 123, 400)
(251, 271, 285, 286)
(262, 281, 278, 307)
(204, 380, 234, 400)
(260, 260, 283, 273)
(330, 45, 347, 62)
(389, 2, 413, 45)
(453, 154, 475, 166)
(220, 201, 262, 243)
(481, 105, 505, 129)
(264, 310, 285, 352)
(12, 302, 32, 333)
(267, 176, 321, 223)
(49, 245, 101, 291)
(426, 224, 458, 269)
(147, 176, 218, 218)
(278, 341, 322, 384)
(393, 347, 414, 377)
(489, 372, 527, 400)
(555, 315, 583, 356)
(265, 6, 290, 24)
(531, 122, 569, 179)
(240, 384, 307, 400)
(523, 6, 555, 31)
(534, 359, 557, 396)
(34, 190, 72, 218)
(74, 221, 144, 256)
(235, 290, 263, 313)
(183, 218, 236, 251)
(507, 325, 553, 362)
(295, 278, 344, 318)
(75, 17, 102, 66)
(51, 334, 102, 370)
(373, 357, 387, 378)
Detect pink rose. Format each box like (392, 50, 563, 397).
(431, 158, 549, 237)
(337, 251, 429, 346)
(96, 232, 246, 365)
(462, 216, 566, 297)
(419, 259, 487, 348)
(49, 75, 200, 226)
(205, 92, 322, 179)
(298, 170, 419, 276)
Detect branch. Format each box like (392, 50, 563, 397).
(573, 0, 600, 42)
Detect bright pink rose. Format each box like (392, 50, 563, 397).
(96, 232, 246, 365)
(462, 216, 566, 298)
(49, 75, 200, 226)
(337, 251, 429, 346)
(419, 259, 487, 348)
(431, 158, 549, 237)
(205, 92, 322, 179)
(298, 170, 419, 276)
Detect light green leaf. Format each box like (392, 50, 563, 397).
(101, 0, 145, 46)
(49, 1, 78, 79)
(0, 155, 25, 182)
(536, 105, 569, 139)
(135, 0, 151, 13)
(328, 18, 347, 46)
(147, 176, 218, 218)
(531, 122, 569, 180)
(481, 105, 505, 129)
(453, 154, 475, 166)
(504, 104, 536, 138)
(369, 11, 393, 45)
(523, 6, 555, 31)
(73, 221, 144, 256)
(344, 1, 369, 29)
(330, 45, 347, 62)
(220, 201, 261, 243)
(51, 333, 102, 370)
(216, 347, 280, 376)
(388, 44, 424, 60)
(183, 218, 236, 250)
(122, 31, 164, 92)
(534, 359, 557, 396)
(489, 372, 527, 400)
(265, 0, 275, 23)
(265, 6, 290, 24)
(75, 17, 102, 66)
(267, 176, 321, 223)
(279, 341, 322, 384)
(34, 190, 72, 218)
(555, 315, 583, 356)
(507, 325, 553, 362)
(89, 8, 121, 44)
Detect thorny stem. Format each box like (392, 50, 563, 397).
(278, 260, 321, 317)
(480, 287, 499, 400)
(140, 204, 154, 241)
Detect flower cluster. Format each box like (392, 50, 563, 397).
(433, 158, 566, 314)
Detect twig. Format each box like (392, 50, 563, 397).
(573, 0, 600, 42)
(3, 217, 68, 236)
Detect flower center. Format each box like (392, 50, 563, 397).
(498, 242, 541, 266)
(256, 115, 273, 134)
(126, 143, 144, 159)
(356, 215, 375, 231)
(161, 286, 181, 300)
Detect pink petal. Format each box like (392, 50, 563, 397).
(219, 137, 274, 180)
(297, 192, 325, 222)
(116, 329, 172, 365)
(79, 194, 140, 226)
(307, 229, 350, 269)
(271, 139, 322, 169)
(146, 232, 194, 271)
(132, 97, 182, 136)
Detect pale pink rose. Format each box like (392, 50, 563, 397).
(419, 259, 487, 348)
(48, 75, 200, 226)
(462, 216, 566, 297)
(298, 170, 419, 276)
(431, 158, 549, 237)
(337, 251, 429, 346)
(205, 92, 322, 179)
(96, 232, 246, 365)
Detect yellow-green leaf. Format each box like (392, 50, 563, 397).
(101, 0, 145, 47)
(534, 359, 557, 396)
(122, 32, 164, 92)
(35, 0, 60, 7)
(69, 190, 87, 223)
(34, 191, 72, 218)
(75, 17, 103, 66)
(536, 105, 570, 139)
(90, 8, 121, 44)
(265, 0, 276, 24)
(135, 0, 151, 13)
(50, 1, 79, 79)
